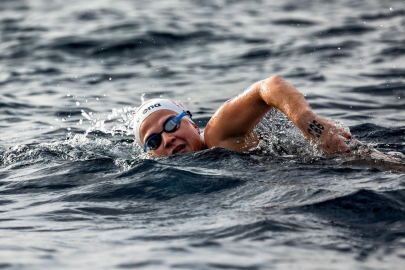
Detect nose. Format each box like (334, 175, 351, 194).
(161, 132, 176, 148)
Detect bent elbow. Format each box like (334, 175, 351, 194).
(258, 75, 288, 108)
(261, 75, 285, 96)
(263, 75, 283, 87)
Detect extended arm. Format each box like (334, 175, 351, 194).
(204, 75, 352, 154)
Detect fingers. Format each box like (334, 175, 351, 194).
(342, 131, 352, 140)
(333, 124, 352, 140)
(337, 131, 352, 153)
(332, 125, 353, 152)
(307, 116, 353, 155)
(323, 133, 351, 155)
(327, 120, 352, 140)
(339, 144, 351, 154)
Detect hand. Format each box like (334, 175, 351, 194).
(301, 113, 352, 155)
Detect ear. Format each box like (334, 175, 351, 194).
(191, 122, 201, 135)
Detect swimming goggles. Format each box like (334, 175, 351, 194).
(143, 111, 188, 152)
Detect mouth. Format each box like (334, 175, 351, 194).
(172, 144, 186, 154)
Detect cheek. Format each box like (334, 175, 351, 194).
(187, 130, 203, 150)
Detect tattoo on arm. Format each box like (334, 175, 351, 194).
(308, 120, 324, 138)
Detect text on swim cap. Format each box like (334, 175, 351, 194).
(143, 103, 161, 114)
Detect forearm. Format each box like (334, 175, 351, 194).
(258, 75, 352, 154)
(206, 75, 351, 154)
(258, 75, 314, 133)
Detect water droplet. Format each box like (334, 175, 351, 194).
(62, 118, 66, 122)
(109, 78, 112, 80)
(76, 102, 80, 106)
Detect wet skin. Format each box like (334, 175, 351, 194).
(139, 76, 353, 157)
(204, 75, 352, 155)
(139, 109, 205, 157)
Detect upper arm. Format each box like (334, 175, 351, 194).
(204, 80, 272, 149)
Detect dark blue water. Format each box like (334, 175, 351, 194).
(1, 0, 405, 269)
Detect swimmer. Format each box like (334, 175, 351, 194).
(133, 75, 353, 157)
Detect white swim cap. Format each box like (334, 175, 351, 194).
(133, 98, 194, 148)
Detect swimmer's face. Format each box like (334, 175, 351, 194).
(139, 110, 204, 157)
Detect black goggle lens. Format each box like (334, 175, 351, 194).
(146, 121, 178, 150)
(144, 112, 186, 151)
(147, 136, 161, 150)
(164, 118, 178, 132)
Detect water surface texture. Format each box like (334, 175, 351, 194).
(1, 0, 405, 269)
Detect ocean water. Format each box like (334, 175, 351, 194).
(1, 0, 405, 269)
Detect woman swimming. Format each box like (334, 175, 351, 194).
(133, 75, 353, 157)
